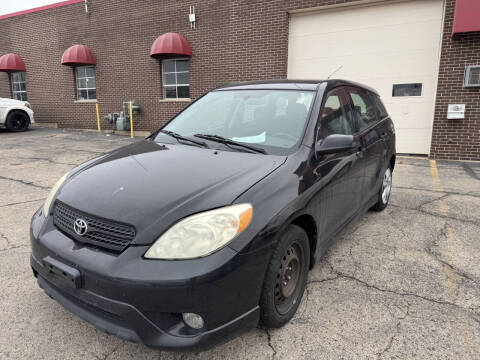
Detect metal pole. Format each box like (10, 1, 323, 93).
(129, 101, 134, 138)
(95, 103, 101, 132)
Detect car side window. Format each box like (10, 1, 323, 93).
(318, 88, 354, 140)
(347, 88, 378, 132)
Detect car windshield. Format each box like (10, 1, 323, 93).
(154, 89, 315, 155)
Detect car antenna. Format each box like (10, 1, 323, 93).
(327, 65, 343, 79)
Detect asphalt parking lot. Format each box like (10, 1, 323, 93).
(1, 127, 479, 359)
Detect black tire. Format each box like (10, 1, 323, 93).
(260, 224, 310, 328)
(371, 165, 392, 212)
(5, 110, 30, 132)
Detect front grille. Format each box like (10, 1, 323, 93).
(53, 201, 136, 252)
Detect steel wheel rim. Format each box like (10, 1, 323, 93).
(382, 168, 392, 204)
(274, 243, 303, 315)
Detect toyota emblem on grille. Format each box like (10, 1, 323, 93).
(73, 218, 88, 236)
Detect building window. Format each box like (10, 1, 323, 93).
(162, 59, 190, 99)
(464, 65, 480, 87)
(76, 66, 96, 100)
(392, 83, 422, 97)
(10, 72, 27, 101)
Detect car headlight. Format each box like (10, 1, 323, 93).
(144, 203, 253, 260)
(42, 172, 69, 217)
(24, 102, 31, 109)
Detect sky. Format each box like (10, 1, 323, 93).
(0, 0, 70, 16)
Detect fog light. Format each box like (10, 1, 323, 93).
(182, 312, 204, 329)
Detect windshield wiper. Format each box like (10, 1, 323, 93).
(159, 130, 208, 148)
(194, 134, 266, 154)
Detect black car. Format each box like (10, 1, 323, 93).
(30, 79, 395, 350)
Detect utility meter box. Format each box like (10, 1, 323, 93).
(116, 115, 130, 131)
(447, 104, 465, 120)
(123, 101, 141, 115)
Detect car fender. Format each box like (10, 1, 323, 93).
(1, 104, 34, 125)
(230, 146, 319, 256)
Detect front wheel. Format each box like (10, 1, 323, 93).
(371, 165, 392, 211)
(5, 110, 30, 132)
(260, 225, 310, 328)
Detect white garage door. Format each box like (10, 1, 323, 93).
(288, 0, 444, 154)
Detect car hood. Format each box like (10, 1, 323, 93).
(56, 140, 286, 245)
(0, 98, 28, 106)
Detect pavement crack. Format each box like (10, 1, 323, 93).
(415, 193, 450, 210)
(0, 198, 45, 208)
(321, 261, 479, 314)
(462, 163, 480, 181)
(376, 303, 411, 359)
(425, 245, 479, 285)
(0, 245, 29, 253)
(394, 185, 480, 199)
(16, 156, 78, 166)
(389, 204, 480, 227)
(0, 175, 49, 190)
(0, 230, 11, 246)
(264, 328, 277, 359)
(307, 276, 341, 285)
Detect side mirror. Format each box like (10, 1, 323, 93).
(315, 134, 355, 155)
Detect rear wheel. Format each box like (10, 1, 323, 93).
(371, 166, 392, 211)
(260, 225, 310, 328)
(5, 110, 29, 132)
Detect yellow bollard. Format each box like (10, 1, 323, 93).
(95, 103, 101, 132)
(129, 101, 134, 138)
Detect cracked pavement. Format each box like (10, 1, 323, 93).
(1, 127, 479, 359)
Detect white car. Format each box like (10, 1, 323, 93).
(0, 98, 35, 132)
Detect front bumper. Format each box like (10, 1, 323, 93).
(30, 212, 269, 351)
(32, 258, 259, 350)
(27, 109, 34, 124)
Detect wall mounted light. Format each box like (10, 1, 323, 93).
(189, 6, 196, 29)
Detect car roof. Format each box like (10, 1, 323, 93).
(214, 79, 379, 95)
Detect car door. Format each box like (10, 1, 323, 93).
(345, 87, 388, 203)
(0, 99, 7, 123)
(309, 87, 364, 240)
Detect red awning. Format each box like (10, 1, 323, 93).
(150, 33, 192, 58)
(452, 0, 480, 36)
(0, 53, 26, 72)
(61, 45, 96, 66)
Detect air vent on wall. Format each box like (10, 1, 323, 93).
(464, 65, 480, 87)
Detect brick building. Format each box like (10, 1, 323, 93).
(0, 0, 479, 160)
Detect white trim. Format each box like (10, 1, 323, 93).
(158, 98, 191, 103)
(288, 0, 415, 14)
(74, 99, 98, 103)
(426, 0, 446, 156)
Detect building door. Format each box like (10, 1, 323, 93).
(288, 0, 444, 154)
